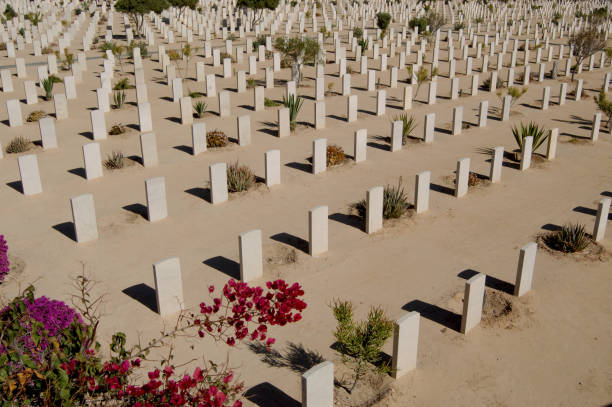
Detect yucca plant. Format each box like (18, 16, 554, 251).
(392, 113, 418, 145)
(282, 94, 303, 131)
(511, 121, 549, 152)
(103, 151, 125, 169)
(113, 77, 131, 90)
(357, 38, 368, 54)
(351, 178, 411, 220)
(112, 90, 126, 109)
(226, 162, 256, 193)
(5, 136, 32, 154)
(544, 223, 591, 253)
(193, 101, 207, 118)
(41, 78, 54, 100)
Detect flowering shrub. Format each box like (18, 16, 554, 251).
(0, 278, 306, 406)
(0, 235, 9, 281)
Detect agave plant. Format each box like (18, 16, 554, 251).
(544, 223, 591, 253)
(193, 101, 207, 118)
(511, 121, 549, 152)
(112, 90, 126, 109)
(392, 113, 418, 145)
(103, 151, 125, 170)
(282, 94, 303, 131)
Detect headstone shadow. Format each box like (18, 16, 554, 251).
(270, 232, 309, 253)
(67, 167, 87, 179)
(52, 222, 76, 241)
(123, 203, 148, 219)
(185, 187, 211, 202)
(402, 299, 461, 332)
(122, 283, 157, 313)
(203, 256, 240, 279)
(6, 181, 22, 193)
(247, 341, 324, 373)
(329, 212, 363, 230)
(457, 269, 514, 295)
(244, 382, 300, 407)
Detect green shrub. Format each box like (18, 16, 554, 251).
(113, 77, 132, 90)
(103, 151, 125, 169)
(331, 300, 393, 393)
(226, 162, 256, 192)
(112, 90, 126, 109)
(511, 121, 549, 151)
(351, 179, 411, 220)
(5, 136, 32, 154)
(353, 27, 363, 38)
(544, 223, 591, 253)
(193, 101, 207, 118)
(206, 129, 229, 148)
(264, 97, 279, 107)
(393, 113, 417, 145)
(246, 78, 256, 89)
(282, 94, 303, 131)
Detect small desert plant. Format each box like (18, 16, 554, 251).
(353, 27, 363, 38)
(41, 78, 55, 100)
(393, 113, 417, 145)
(26, 111, 47, 122)
(226, 162, 256, 192)
(264, 97, 279, 107)
(357, 38, 368, 54)
(246, 78, 256, 89)
(5, 136, 32, 154)
(483, 76, 504, 91)
(331, 299, 394, 393)
(109, 124, 126, 135)
(103, 151, 125, 169)
(193, 101, 207, 118)
(0, 235, 9, 282)
(326, 82, 335, 96)
(511, 121, 549, 151)
(282, 94, 303, 131)
(188, 88, 204, 99)
(544, 223, 591, 253)
(113, 77, 132, 90)
(206, 129, 229, 148)
(506, 86, 528, 106)
(112, 90, 126, 109)
(326, 145, 345, 167)
(168, 50, 181, 61)
(454, 22, 465, 30)
(351, 178, 411, 220)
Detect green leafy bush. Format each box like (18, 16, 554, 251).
(282, 94, 303, 131)
(193, 101, 207, 118)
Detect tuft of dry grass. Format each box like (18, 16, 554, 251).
(206, 129, 229, 148)
(5, 136, 32, 154)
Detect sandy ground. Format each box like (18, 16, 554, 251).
(1, 9, 612, 407)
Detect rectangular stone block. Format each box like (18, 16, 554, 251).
(64, 76, 77, 99)
(391, 120, 403, 152)
(455, 158, 470, 198)
(312, 138, 327, 174)
(146, 177, 168, 222)
(83, 143, 103, 180)
(7, 99, 23, 127)
(423, 113, 435, 143)
(501, 95, 511, 121)
(514, 242, 537, 296)
(347, 95, 358, 123)
(97, 88, 111, 112)
(39, 117, 57, 149)
(593, 198, 611, 242)
(209, 162, 228, 204)
(71, 194, 98, 243)
(376, 90, 386, 116)
(427, 81, 437, 104)
(153, 257, 184, 316)
(366, 186, 383, 234)
(172, 78, 183, 102)
(490, 146, 504, 183)
(591, 112, 601, 141)
(206, 74, 217, 97)
(1, 69, 13, 92)
(138, 102, 153, 132)
(315, 77, 324, 101)
(54, 94, 68, 120)
(278, 108, 290, 138)
(546, 129, 558, 160)
(180, 96, 193, 125)
(90, 110, 107, 140)
(239, 229, 263, 282)
(414, 171, 430, 214)
(302, 361, 334, 407)
(237, 115, 251, 146)
(309, 205, 328, 257)
(478, 100, 488, 127)
(315, 101, 326, 129)
(218, 91, 231, 116)
(452, 106, 463, 135)
(460, 273, 486, 334)
(140, 132, 159, 167)
(392, 311, 420, 378)
(192, 122, 207, 155)
(354, 129, 367, 163)
(18, 154, 42, 195)
(520, 136, 533, 171)
(541, 86, 550, 110)
(25, 81, 38, 105)
(403, 86, 413, 110)
(265, 149, 281, 187)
